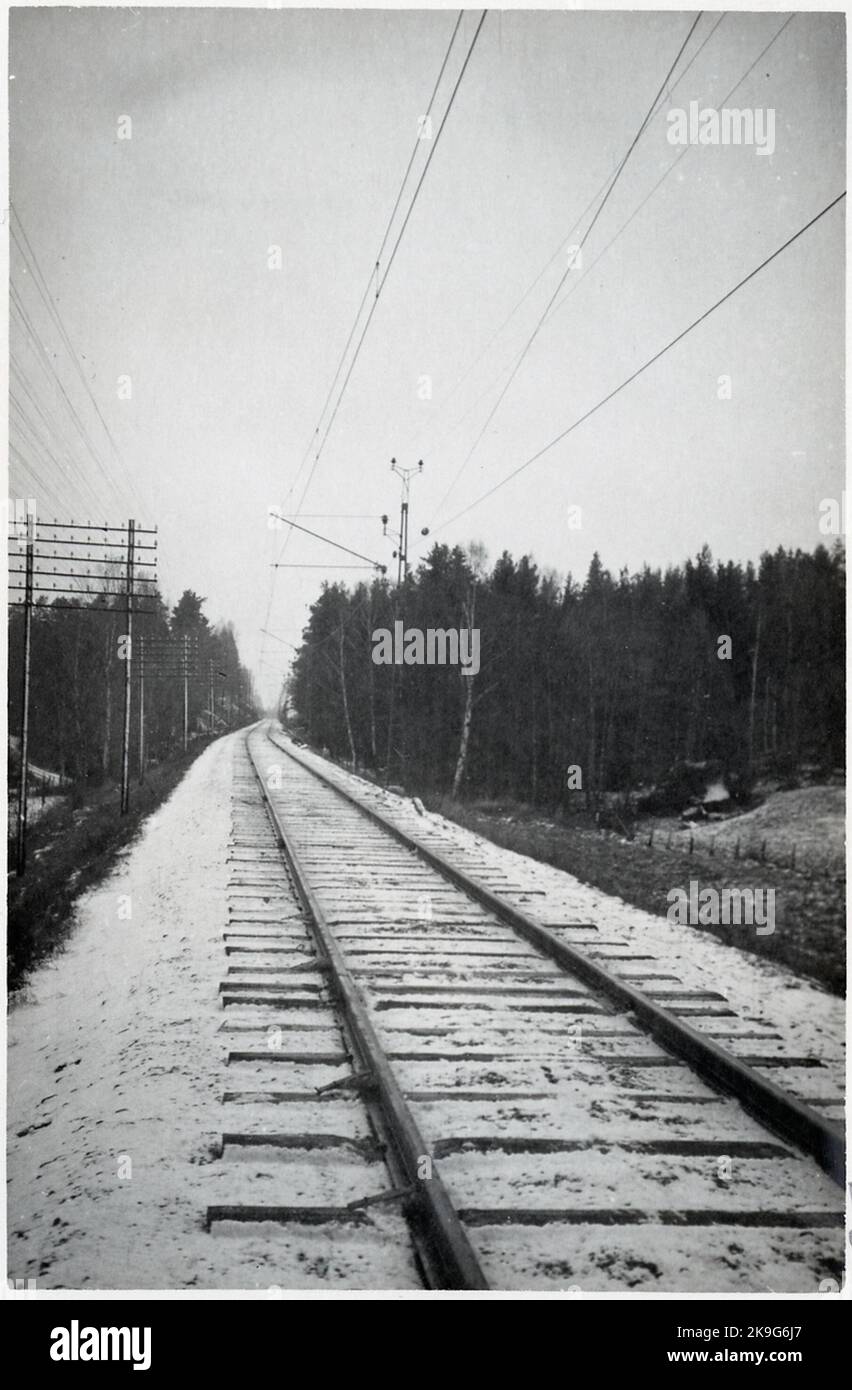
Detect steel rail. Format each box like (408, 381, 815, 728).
(263, 725, 845, 1189)
(244, 730, 489, 1290)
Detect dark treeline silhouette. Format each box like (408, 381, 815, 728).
(287, 541, 845, 807)
(8, 588, 260, 784)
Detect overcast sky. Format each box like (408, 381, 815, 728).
(8, 6, 845, 703)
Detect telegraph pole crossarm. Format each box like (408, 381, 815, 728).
(7, 512, 158, 867)
(15, 515, 35, 875)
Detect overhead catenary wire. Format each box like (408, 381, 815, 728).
(428, 10, 704, 523)
(269, 512, 388, 571)
(428, 191, 845, 536)
(260, 11, 487, 690)
(263, 584, 378, 656)
(405, 11, 728, 470)
(280, 10, 466, 515)
(271, 564, 378, 570)
(546, 14, 796, 328)
(289, 9, 488, 525)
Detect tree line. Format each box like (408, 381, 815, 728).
(8, 588, 260, 785)
(285, 541, 845, 808)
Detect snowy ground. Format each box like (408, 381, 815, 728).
(6, 728, 845, 1291)
(279, 735, 845, 1094)
(657, 784, 845, 874)
(7, 792, 66, 835)
(7, 736, 235, 1290)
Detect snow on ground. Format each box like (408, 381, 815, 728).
(7, 735, 236, 1290)
(280, 735, 845, 1080)
(6, 726, 845, 1292)
(438, 827, 846, 1073)
(7, 793, 66, 835)
(660, 784, 845, 873)
(443, 828, 845, 1074)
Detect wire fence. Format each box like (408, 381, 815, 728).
(642, 824, 845, 879)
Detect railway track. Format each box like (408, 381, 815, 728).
(206, 722, 844, 1291)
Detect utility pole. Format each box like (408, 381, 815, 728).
(120, 519, 135, 814)
(137, 636, 198, 763)
(138, 634, 145, 783)
(383, 458, 428, 584)
(381, 459, 429, 783)
(183, 634, 189, 751)
(7, 515, 157, 864)
(15, 514, 35, 875)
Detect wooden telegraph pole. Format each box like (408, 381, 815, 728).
(138, 634, 145, 783)
(15, 514, 35, 875)
(183, 634, 190, 751)
(7, 515, 158, 866)
(120, 519, 135, 814)
(136, 636, 198, 769)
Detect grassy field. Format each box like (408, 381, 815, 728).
(7, 738, 217, 992)
(428, 788, 846, 996)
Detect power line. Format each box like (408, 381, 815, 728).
(9, 363, 107, 517)
(547, 14, 796, 329)
(10, 284, 129, 518)
(9, 298, 120, 518)
(375, 12, 489, 303)
(10, 204, 148, 518)
(405, 12, 728, 470)
(420, 14, 793, 535)
(430, 191, 845, 534)
(11, 356, 78, 460)
(425, 12, 790, 506)
(8, 406, 96, 519)
(9, 396, 105, 520)
(261, 8, 465, 671)
(9, 445, 75, 520)
(280, 10, 466, 515)
(261, 12, 486, 679)
(264, 587, 379, 658)
(429, 10, 703, 522)
(290, 9, 488, 525)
